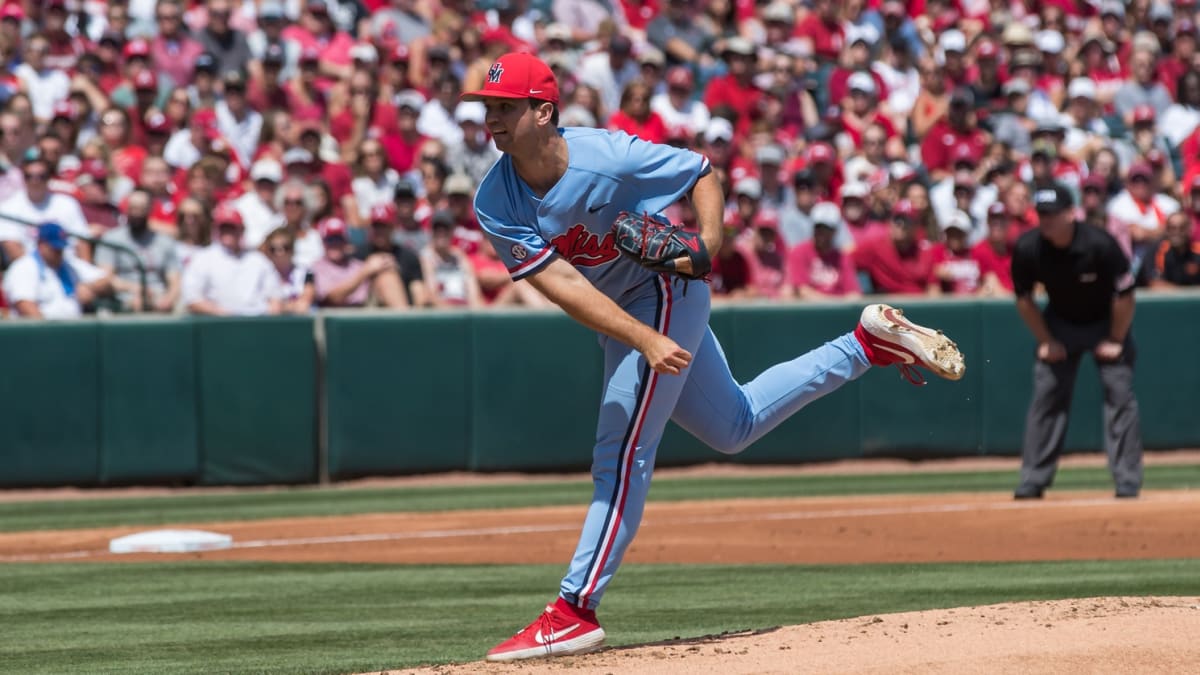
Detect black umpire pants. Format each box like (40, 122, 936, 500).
(1019, 312, 1143, 491)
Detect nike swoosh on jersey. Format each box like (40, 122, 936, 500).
(587, 202, 610, 213)
(534, 623, 581, 645)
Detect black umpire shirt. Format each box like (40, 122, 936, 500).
(1011, 222, 1134, 324)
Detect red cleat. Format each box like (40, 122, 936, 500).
(855, 304, 966, 385)
(485, 597, 606, 662)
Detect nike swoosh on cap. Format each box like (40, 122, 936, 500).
(529, 89, 543, 94)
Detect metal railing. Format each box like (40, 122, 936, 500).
(0, 213, 150, 312)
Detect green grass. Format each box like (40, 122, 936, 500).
(2, 464, 1200, 533)
(0, 559, 1197, 674)
(2, 461, 1200, 530)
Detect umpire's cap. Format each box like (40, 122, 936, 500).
(1033, 183, 1074, 215)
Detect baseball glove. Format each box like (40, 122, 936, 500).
(611, 211, 712, 280)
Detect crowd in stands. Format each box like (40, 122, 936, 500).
(1, 0, 1200, 319)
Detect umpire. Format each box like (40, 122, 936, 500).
(1010, 182, 1143, 499)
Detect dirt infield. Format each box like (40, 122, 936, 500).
(2, 460, 1199, 672)
(2, 491, 1199, 565)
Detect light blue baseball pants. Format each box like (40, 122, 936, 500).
(560, 275, 872, 610)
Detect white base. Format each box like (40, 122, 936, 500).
(109, 529, 233, 554)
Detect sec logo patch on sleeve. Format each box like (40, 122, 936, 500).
(511, 244, 528, 260)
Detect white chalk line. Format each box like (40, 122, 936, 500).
(2, 493, 1197, 563)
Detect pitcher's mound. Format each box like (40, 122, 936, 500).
(390, 596, 1200, 674)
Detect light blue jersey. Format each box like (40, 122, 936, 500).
(472, 125, 872, 614)
(474, 127, 710, 298)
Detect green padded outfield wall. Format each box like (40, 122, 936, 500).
(98, 320, 199, 484)
(468, 311, 604, 472)
(324, 313, 471, 478)
(194, 317, 317, 485)
(0, 322, 101, 486)
(2, 294, 1197, 487)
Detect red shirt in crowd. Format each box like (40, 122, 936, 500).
(787, 241, 861, 296)
(381, 133, 426, 174)
(970, 239, 1014, 291)
(710, 249, 752, 296)
(839, 111, 899, 149)
(111, 146, 148, 184)
(929, 243, 981, 294)
(606, 111, 669, 145)
(330, 104, 400, 145)
(704, 75, 763, 135)
(150, 34, 206, 88)
(920, 118, 988, 175)
(792, 14, 843, 62)
(853, 232, 935, 294)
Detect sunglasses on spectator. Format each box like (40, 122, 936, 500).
(284, 198, 305, 205)
(268, 244, 293, 254)
(217, 223, 243, 232)
(23, 171, 48, 181)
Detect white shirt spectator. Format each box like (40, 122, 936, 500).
(13, 64, 70, 122)
(3, 252, 107, 319)
(930, 178, 996, 245)
(180, 243, 283, 315)
(1159, 103, 1200, 147)
(1106, 189, 1179, 271)
(650, 93, 711, 139)
(163, 130, 202, 170)
(873, 61, 920, 117)
(351, 170, 402, 220)
(293, 229, 325, 270)
(578, 51, 640, 116)
(215, 101, 263, 169)
(417, 102, 463, 146)
(0, 191, 90, 254)
(232, 191, 283, 249)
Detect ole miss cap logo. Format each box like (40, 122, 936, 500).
(461, 52, 559, 104)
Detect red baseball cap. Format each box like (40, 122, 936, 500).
(192, 108, 218, 129)
(145, 111, 171, 134)
(808, 142, 835, 164)
(1082, 173, 1108, 190)
(1, 4, 23, 21)
(134, 70, 158, 91)
(318, 217, 349, 239)
(976, 40, 999, 59)
(78, 158, 108, 182)
(369, 203, 396, 224)
(51, 100, 77, 121)
(1128, 161, 1155, 179)
(666, 66, 694, 89)
(987, 201, 1008, 217)
(123, 38, 150, 59)
(1132, 104, 1156, 124)
(893, 199, 918, 220)
(461, 53, 559, 105)
(213, 203, 244, 228)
